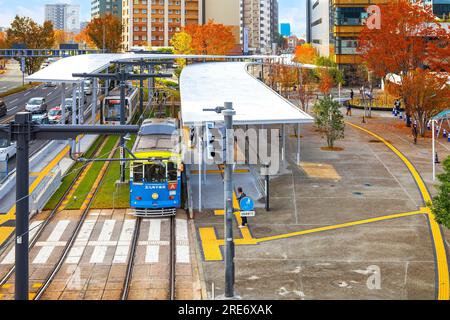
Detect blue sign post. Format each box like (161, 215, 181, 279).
(239, 197, 255, 217)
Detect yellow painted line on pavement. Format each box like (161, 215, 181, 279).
(257, 210, 424, 243)
(0, 144, 70, 246)
(199, 227, 223, 261)
(1, 284, 12, 289)
(348, 122, 449, 300)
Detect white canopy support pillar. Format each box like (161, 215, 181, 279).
(92, 78, 98, 124)
(61, 83, 66, 125)
(79, 80, 85, 124)
(297, 123, 301, 164)
(198, 126, 203, 212)
(282, 124, 286, 163)
(432, 120, 436, 181)
(71, 83, 77, 152)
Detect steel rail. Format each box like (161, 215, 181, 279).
(33, 138, 116, 300)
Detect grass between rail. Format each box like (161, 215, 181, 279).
(43, 136, 104, 210)
(64, 135, 119, 210)
(91, 134, 137, 209)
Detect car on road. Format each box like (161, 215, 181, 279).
(0, 139, 16, 162)
(0, 99, 7, 117)
(31, 113, 50, 124)
(25, 97, 47, 114)
(44, 82, 57, 88)
(48, 106, 70, 124)
(83, 80, 92, 95)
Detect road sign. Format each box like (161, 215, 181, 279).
(239, 196, 254, 211)
(240, 211, 255, 217)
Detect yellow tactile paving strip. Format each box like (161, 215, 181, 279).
(198, 122, 449, 300)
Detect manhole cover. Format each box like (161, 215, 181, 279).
(353, 192, 364, 196)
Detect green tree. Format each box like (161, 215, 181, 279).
(429, 157, 450, 228)
(313, 96, 345, 148)
(6, 16, 55, 74)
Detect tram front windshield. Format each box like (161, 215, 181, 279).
(132, 162, 178, 183)
(105, 100, 128, 122)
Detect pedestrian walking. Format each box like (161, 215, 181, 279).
(412, 122, 418, 144)
(237, 187, 248, 228)
(346, 101, 352, 116)
(350, 89, 354, 103)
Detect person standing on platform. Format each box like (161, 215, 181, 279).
(237, 187, 248, 228)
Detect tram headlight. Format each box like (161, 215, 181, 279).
(152, 193, 159, 200)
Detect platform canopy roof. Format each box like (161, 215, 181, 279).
(25, 53, 278, 83)
(180, 62, 314, 126)
(432, 109, 450, 121)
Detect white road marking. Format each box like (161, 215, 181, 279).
(90, 219, 116, 264)
(1, 221, 43, 264)
(24, 91, 30, 96)
(176, 219, 190, 263)
(145, 219, 162, 263)
(7, 106, 18, 112)
(32, 220, 70, 264)
(66, 220, 96, 264)
(112, 219, 136, 264)
(10, 98, 18, 103)
(47, 92, 52, 96)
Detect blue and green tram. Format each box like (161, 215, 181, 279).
(130, 118, 182, 217)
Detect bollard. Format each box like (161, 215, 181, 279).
(399, 112, 403, 120)
(443, 129, 447, 138)
(448, 135, 450, 142)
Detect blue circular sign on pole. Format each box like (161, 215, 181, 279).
(239, 197, 254, 211)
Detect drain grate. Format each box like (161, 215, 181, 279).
(364, 183, 372, 187)
(353, 191, 364, 196)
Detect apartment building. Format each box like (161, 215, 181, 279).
(92, 0, 122, 18)
(240, 0, 279, 54)
(45, 3, 80, 33)
(308, 0, 450, 83)
(122, 0, 202, 50)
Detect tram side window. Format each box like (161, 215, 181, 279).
(167, 162, 178, 181)
(144, 164, 166, 183)
(132, 163, 144, 183)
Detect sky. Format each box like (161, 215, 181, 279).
(0, 0, 306, 37)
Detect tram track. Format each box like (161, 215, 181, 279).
(122, 216, 177, 300)
(0, 135, 116, 299)
(33, 137, 118, 300)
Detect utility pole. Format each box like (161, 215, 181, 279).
(0, 112, 139, 300)
(14, 112, 30, 300)
(203, 102, 236, 298)
(119, 68, 126, 183)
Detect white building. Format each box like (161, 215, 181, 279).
(309, 0, 330, 57)
(45, 4, 80, 33)
(241, 0, 279, 54)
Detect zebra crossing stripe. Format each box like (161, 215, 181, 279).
(145, 219, 162, 263)
(176, 219, 190, 264)
(90, 220, 116, 264)
(33, 220, 70, 264)
(113, 220, 137, 264)
(0, 221, 43, 265)
(66, 220, 97, 264)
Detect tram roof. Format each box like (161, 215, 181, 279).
(25, 53, 281, 83)
(180, 62, 314, 126)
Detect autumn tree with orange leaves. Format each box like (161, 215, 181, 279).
(294, 43, 318, 64)
(357, 0, 449, 134)
(183, 20, 235, 55)
(84, 13, 122, 52)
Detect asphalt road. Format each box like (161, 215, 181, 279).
(0, 83, 93, 173)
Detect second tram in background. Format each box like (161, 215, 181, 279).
(129, 118, 183, 217)
(103, 85, 139, 125)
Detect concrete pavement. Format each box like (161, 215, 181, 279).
(194, 114, 450, 300)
